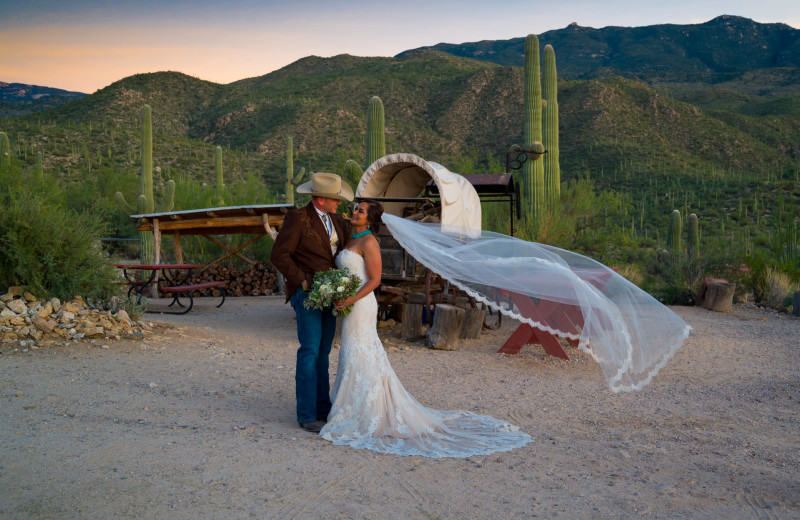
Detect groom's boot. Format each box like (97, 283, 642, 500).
(299, 420, 325, 433)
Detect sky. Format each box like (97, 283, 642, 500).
(1, 0, 798, 94)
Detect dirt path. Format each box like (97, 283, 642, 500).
(2, 298, 799, 519)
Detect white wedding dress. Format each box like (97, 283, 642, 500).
(319, 248, 532, 458)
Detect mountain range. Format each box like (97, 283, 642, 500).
(1, 15, 797, 210)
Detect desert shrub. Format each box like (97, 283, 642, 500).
(754, 267, 794, 309)
(612, 263, 644, 287)
(0, 173, 118, 301)
(644, 247, 706, 305)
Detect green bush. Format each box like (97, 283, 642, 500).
(0, 172, 118, 301)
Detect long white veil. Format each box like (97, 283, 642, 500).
(382, 214, 691, 393)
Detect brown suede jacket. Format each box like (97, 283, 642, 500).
(270, 202, 351, 302)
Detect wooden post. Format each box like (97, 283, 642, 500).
(792, 291, 800, 317)
(263, 213, 278, 240)
(173, 231, 183, 265)
(400, 303, 424, 340)
(427, 304, 465, 351)
(153, 218, 161, 264)
(460, 307, 486, 339)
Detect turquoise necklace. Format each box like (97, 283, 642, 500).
(352, 229, 372, 239)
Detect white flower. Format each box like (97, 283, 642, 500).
(341, 277, 350, 284)
(336, 286, 344, 293)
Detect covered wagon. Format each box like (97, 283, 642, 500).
(354, 153, 517, 327)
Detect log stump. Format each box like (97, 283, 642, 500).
(460, 307, 486, 339)
(699, 281, 735, 312)
(400, 303, 424, 340)
(427, 304, 464, 351)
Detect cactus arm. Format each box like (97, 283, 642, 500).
(293, 166, 306, 185)
(345, 159, 363, 187)
(115, 192, 137, 214)
(157, 180, 176, 213)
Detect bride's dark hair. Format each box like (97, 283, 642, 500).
(362, 200, 384, 234)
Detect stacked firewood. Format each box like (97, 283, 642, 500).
(176, 262, 281, 297)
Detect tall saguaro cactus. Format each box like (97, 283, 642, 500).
(667, 210, 682, 253)
(523, 34, 544, 221)
(0, 131, 10, 176)
(284, 137, 306, 205)
(542, 44, 560, 207)
(366, 96, 386, 168)
(214, 146, 225, 206)
(687, 213, 700, 258)
(115, 105, 175, 265)
(345, 95, 387, 189)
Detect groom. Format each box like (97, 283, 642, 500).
(270, 172, 354, 433)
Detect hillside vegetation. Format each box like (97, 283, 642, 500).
(0, 16, 798, 303)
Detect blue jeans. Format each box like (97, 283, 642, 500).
(290, 287, 336, 423)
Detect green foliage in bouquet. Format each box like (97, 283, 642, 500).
(304, 268, 362, 316)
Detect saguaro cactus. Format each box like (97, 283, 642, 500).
(33, 152, 44, 182)
(542, 44, 560, 206)
(0, 131, 10, 175)
(214, 146, 225, 206)
(344, 96, 387, 189)
(366, 96, 386, 168)
(667, 210, 682, 253)
(523, 34, 544, 221)
(687, 213, 699, 258)
(284, 137, 306, 205)
(115, 105, 175, 265)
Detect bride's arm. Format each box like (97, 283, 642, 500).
(338, 238, 381, 308)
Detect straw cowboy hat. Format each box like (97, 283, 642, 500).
(296, 172, 354, 202)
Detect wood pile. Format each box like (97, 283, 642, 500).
(170, 262, 281, 297)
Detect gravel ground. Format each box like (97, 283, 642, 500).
(1, 297, 798, 519)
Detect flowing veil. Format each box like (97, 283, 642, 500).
(382, 214, 691, 393)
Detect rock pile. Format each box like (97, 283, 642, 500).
(0, 287, 147, 348)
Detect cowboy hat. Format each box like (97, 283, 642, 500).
(296, 172, 354, 202)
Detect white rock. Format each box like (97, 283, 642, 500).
(7, 299, 27, 314)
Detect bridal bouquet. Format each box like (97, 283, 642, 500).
(304, 268, 362, 316)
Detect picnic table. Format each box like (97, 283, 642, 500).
(115, 263, 226, 315)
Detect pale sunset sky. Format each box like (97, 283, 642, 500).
(1, 0, 798, 93)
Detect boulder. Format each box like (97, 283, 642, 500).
(7, 299, 27, 315)
(37, 302, 53, 318)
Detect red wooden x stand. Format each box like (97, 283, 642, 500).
(497, 269, 615, 359)
(497, 292, 578, 359)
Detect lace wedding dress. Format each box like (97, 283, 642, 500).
(319, 248, 532, 458)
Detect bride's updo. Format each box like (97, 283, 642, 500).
(363, 200, 384, 234)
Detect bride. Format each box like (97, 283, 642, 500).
(321, 200, 532, 458)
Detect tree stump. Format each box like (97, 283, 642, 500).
(400, 303, 424, 340)
(427, 304, 464, 351)
(792, 291, 800, 317)
(700, 281, 735, 312)
(460, 307, 486, 339)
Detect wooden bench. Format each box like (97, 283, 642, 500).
(157, 281, 227, 315)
